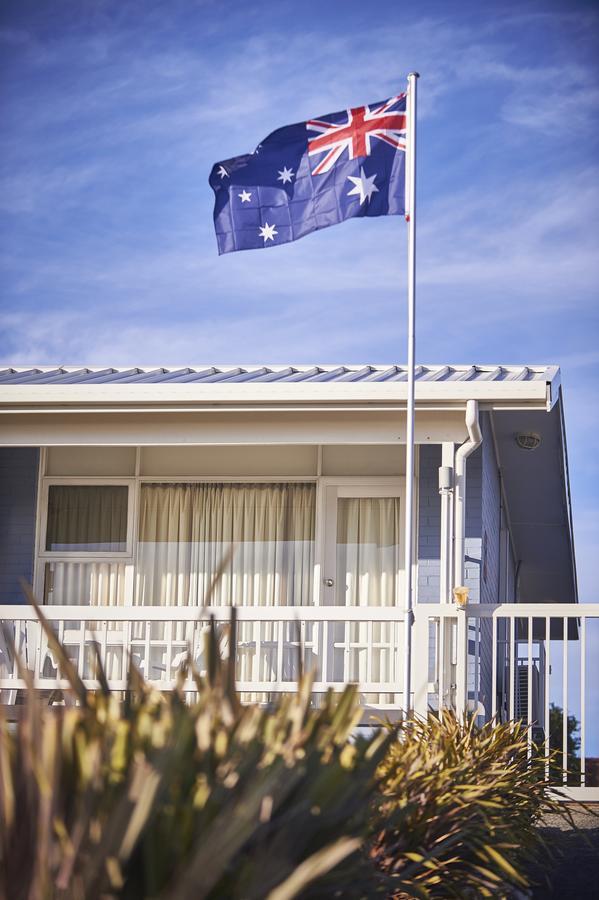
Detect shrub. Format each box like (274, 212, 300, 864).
(369, 712, 575, 898)
(0, 597, 393, 900)
(1, 589, 585, 899)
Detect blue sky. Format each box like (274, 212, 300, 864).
(1, 0, 598, 602)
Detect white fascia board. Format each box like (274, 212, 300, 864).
(0, 380, 551, 410)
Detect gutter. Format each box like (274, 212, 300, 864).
(454, 400, 483, 589)
(0, 380, 551, 410)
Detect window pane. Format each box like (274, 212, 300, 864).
(336, 497, 400, 606)
(46, 485, 128, 551)
(136, 482, 315, 607)
(43, 561, 127, 605)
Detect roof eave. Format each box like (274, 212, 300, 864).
(0, 380, 553, 412)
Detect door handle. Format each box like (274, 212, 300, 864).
(323, 578, 334, 587)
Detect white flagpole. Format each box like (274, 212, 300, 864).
(403, 71, 419, 715)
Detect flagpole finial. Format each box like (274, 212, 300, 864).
(408, 71, 420, 79)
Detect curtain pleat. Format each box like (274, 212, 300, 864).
(45, 561, 127, 606)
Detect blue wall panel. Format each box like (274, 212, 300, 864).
(0, 448, 39, 604)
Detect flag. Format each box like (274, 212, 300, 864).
(209, 94, 407, 254)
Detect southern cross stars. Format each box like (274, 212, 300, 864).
(238, 190, 252, 203)
(346, 167, 378, 205)
(217, 165, 228, 179)
(259, 222, 278, 242)
(277, 166, 294, 184)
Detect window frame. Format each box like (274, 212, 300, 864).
(38, 477, 136, 561)
(318, 477, 407, 607)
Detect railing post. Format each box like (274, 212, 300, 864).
(412, 607, 429, 718)
(455, 607, 468, 718)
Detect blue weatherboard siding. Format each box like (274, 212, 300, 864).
(464, 445, 483, 603)
(0, 448, 39, 604)
(481, 418, 502, 605)
(417, 429, 502, 715)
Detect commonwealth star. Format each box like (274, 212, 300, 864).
(259, 222, 278, 242)
(346, 167, 379, 204)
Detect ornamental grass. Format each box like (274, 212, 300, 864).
(0, 586, 584, 898)
(0, 592, 395, 900)
(370, 712, 577, 899)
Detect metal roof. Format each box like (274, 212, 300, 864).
(0, 364, 559, 385)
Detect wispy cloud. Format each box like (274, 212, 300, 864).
(1, 0, 598, 592)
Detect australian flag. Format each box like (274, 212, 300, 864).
(209, 94, 407, 254)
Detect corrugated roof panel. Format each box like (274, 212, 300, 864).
(0, 368, 37, 383)
(45, 368, 117, 384)
(253, 367, 297, 382)
(80, 368, 142, 383)
(279, 367, 322, 382)
(0, 364, 557, 385)
(0, 367, 64, 383)
(305, 367, 349, 382)
(335, 366, 375, 382)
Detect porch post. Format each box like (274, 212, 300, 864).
(455, 607, 468, 718)
(438, 442, 455, 713)
(439, 442, 455, 604)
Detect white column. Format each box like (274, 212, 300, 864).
(439, 442, 455, 604)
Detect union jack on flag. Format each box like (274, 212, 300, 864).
(210, 93, 407, 254)
(307, 95, 406, 175)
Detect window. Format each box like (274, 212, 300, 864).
(336, 496, 401, 607)
(40, 481, 134, 606)
(135, 482, 316, 607)
(41, 481, 133, 558)
(46, 485, 128, 552)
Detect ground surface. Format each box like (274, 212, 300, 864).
(529, 806, 599, 899)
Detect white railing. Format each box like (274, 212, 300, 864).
(420, 603, 599, 802)
(0, 604, 406, 712)
(3, 601, 598, 799)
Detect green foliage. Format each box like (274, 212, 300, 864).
(0, 596, 393, 900)
(549, 702, 581, 784)
(1, 588, 587, 899)
(370, 712, 576, 899)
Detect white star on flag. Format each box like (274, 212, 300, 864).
(217, 165, 228, 178)
(277, 166, 294, 184)
(259, 222, 278, 242)
(238, 190, 252, 203)
(346, 167, 379, 204)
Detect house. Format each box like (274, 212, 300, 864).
(1, 362, 593, 796)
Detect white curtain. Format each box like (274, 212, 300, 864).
(135, 483, 315, 608)
(335, 497, 401, 693)
(336, 497, 400, 607)
(44, 561, 127, 606)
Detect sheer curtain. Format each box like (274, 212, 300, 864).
(335, 496, 401, 692)
(136, 482, 315, 607)
(336, 497, 400, 607)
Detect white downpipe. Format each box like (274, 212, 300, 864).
(453, 400, 482, 589)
